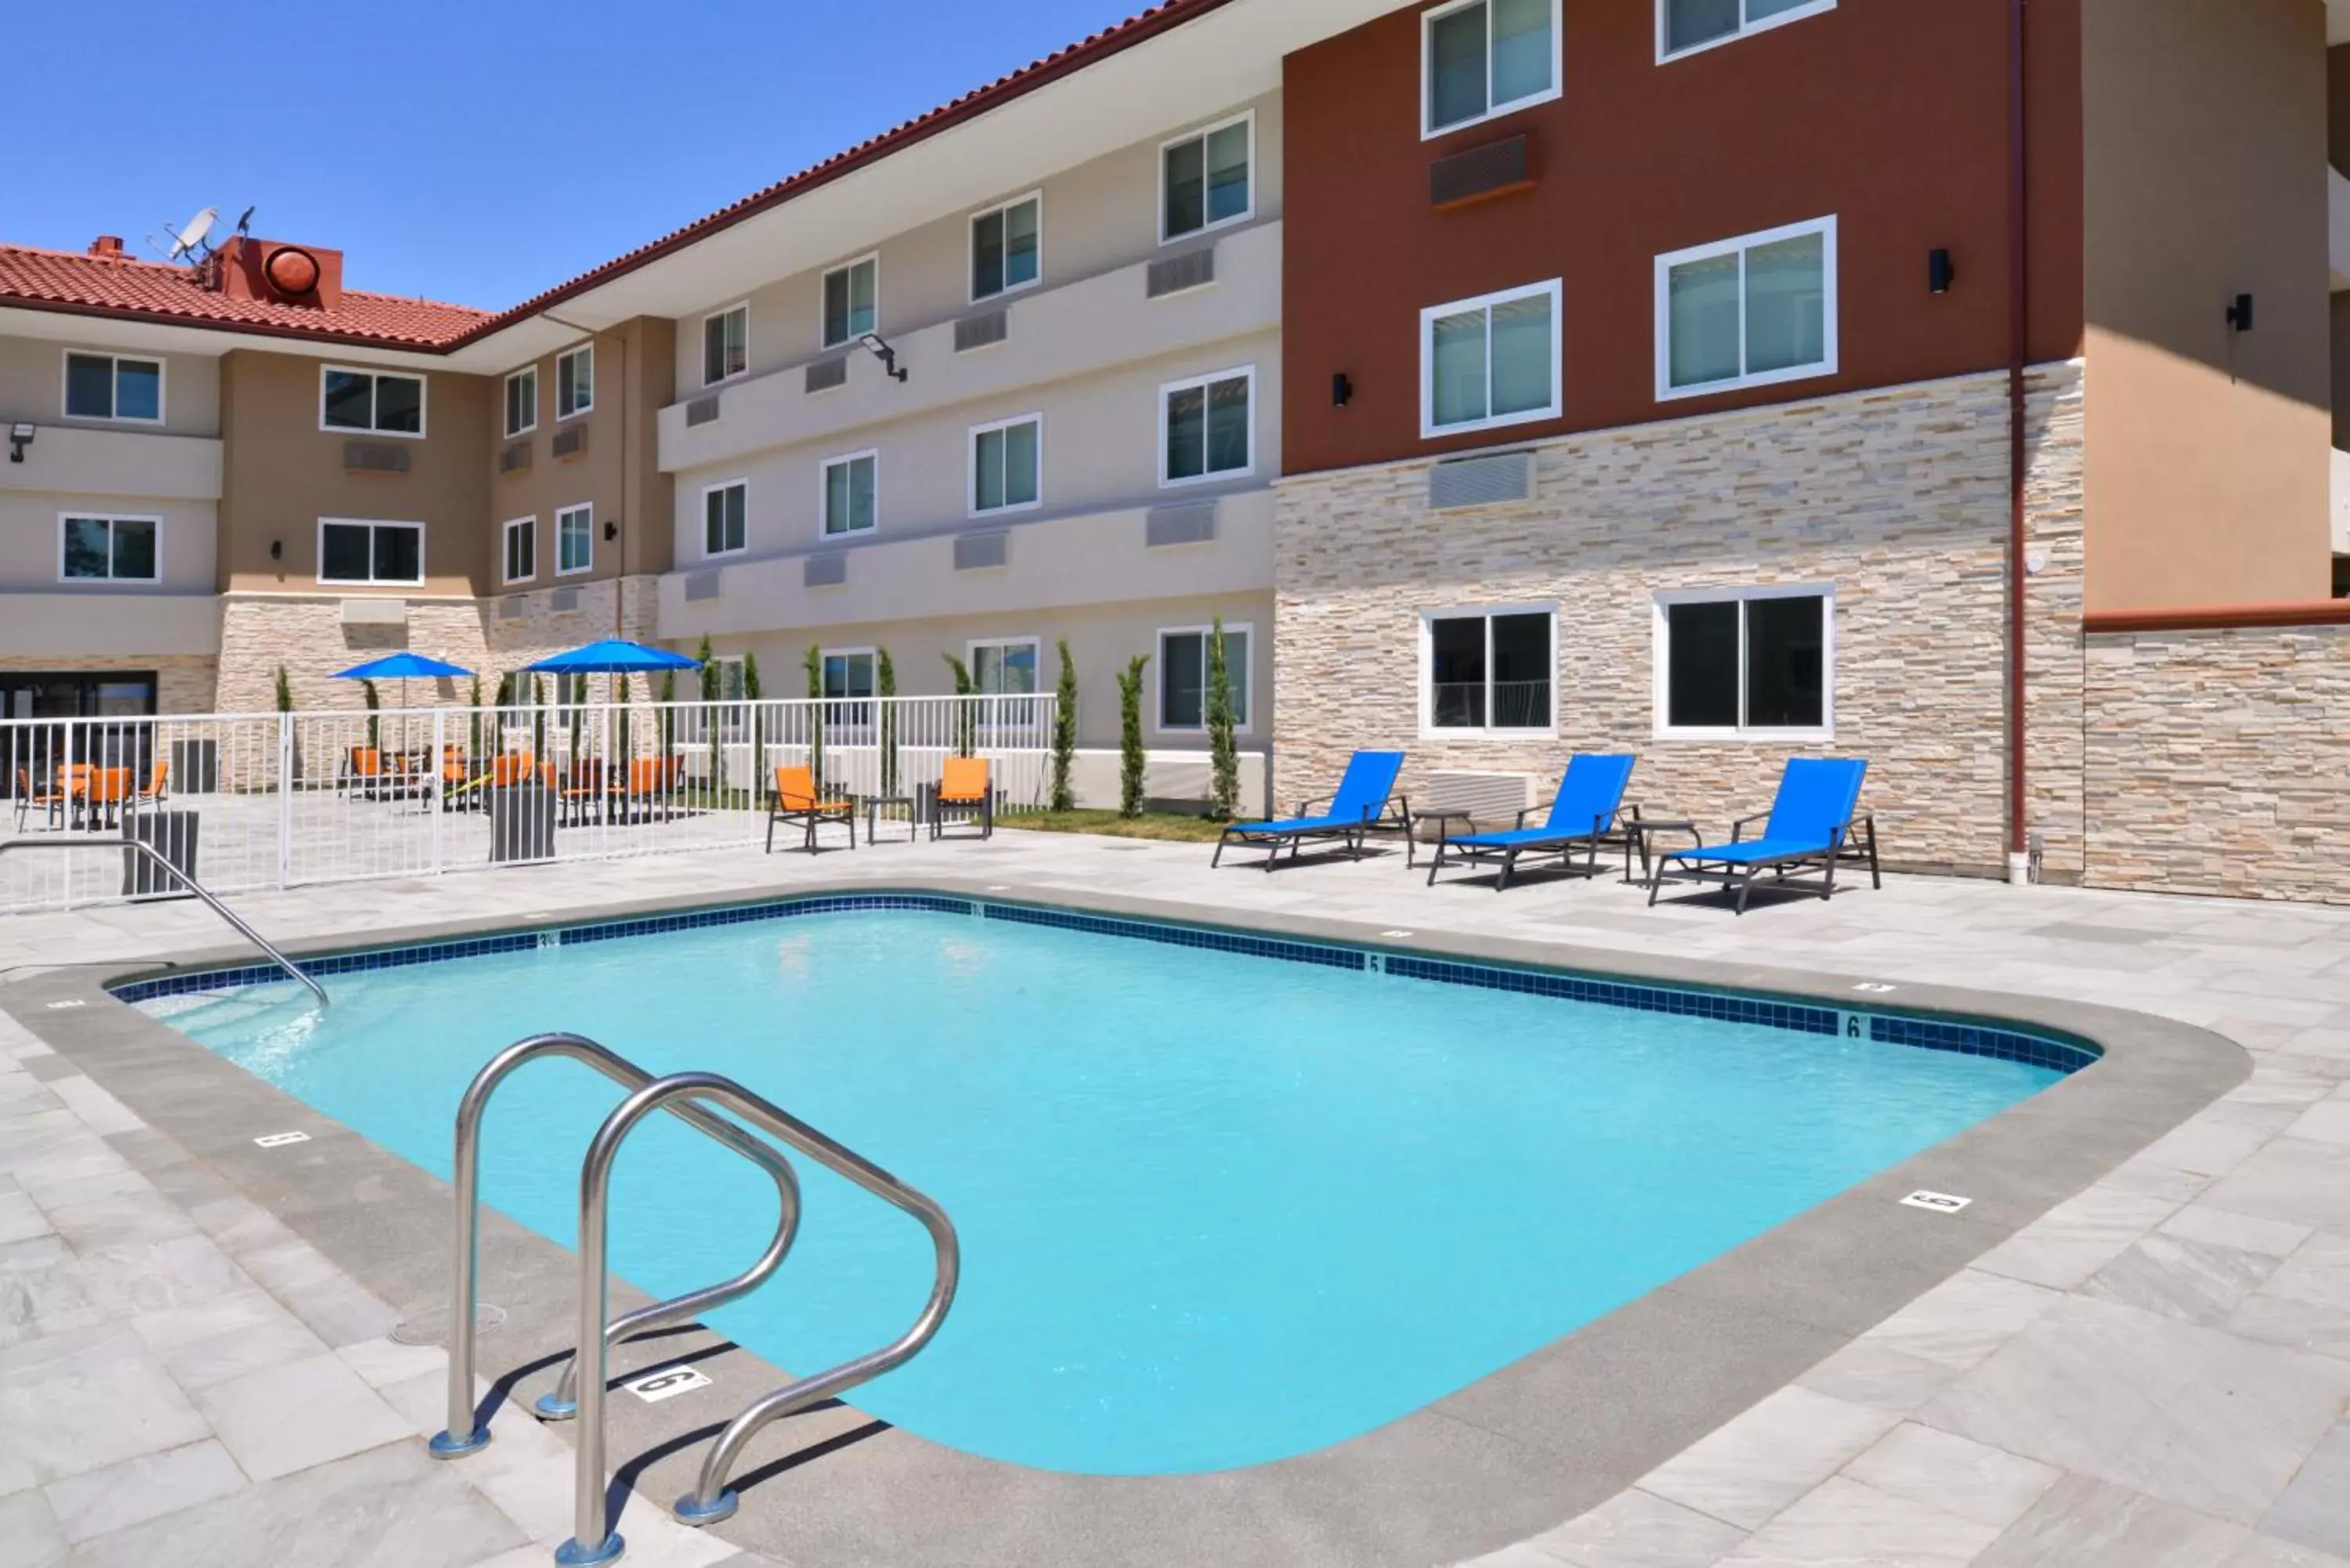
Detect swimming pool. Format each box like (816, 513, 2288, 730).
(132, 894, 2088, 1476)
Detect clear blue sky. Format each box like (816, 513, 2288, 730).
(5, 0, 1141, 310)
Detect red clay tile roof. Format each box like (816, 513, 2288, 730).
(0, 0, 1237, 353)
(0, 243, 490, 349)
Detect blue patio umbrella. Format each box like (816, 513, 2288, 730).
(334, 652, 474, 710)
(522, 639, 702, 708)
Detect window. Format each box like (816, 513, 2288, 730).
(320, 367, 425, 436)
(1423, 609, 1553, 733)
(971, 638, 1039, 695)
(1660, 0, 1835, 61)
(503, 366, 537, 438)
(1658, 217, 1836, 399)
(502, 516, 536, 584)
(556, 504, 593, 576)
(1424, 0, 1560, 138)
(59, 515, 158, 582)
(970, 415, 1042, 515)
(822, 256, 878, 350)
(63, 352, 163, 423)
(556, 345, 594, 419)
(318, 520, 423, 586)
(821, 452, 878, 537)
(703, 303, 748, 386)
(1655, 587, 1831, 735)
(1158, 624, 1251, 731)
(821, 649, 877, 699)
(703, 482, 747, 558)
(971, 194, 1042, 302)
(1162, 113, 1253, 241)
(1161, 367, 1254, 486)
(1422, 280, 1560, 437)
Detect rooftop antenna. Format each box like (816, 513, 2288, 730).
(164, 206, 219, 264)
(233, 205, 255, 241)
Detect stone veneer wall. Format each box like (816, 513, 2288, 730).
(0, 656, 219, 717)
(1273, 364, 2088, 880)
(2082, 624, 2350, 904)
(212, 577, 664, 714)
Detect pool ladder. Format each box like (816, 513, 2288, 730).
(429, 1034, 960, 1567)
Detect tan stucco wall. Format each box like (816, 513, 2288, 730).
(0, 335, 220, 439)
(0, 492, 216, 592)
(2082, 0, 2333, 611)
(217, 349, 493, 598)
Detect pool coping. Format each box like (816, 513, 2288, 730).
(0, 874, 2251, 1568)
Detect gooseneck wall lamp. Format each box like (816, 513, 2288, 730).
(7, 422, 32, 463)
(859, 332, 910, 383)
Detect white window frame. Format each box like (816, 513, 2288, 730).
(316, 518, 425, 587)
(1650, 583, 1837, 741)
(1654, 215, 1838, 402)
(700, 479, 749, 560)
(502, 365, 538, 439)
(1154, 621, 1255, 735)
(819, 254, 880, 351)
(967, 636, 1043, 696)
(1657, 0, 1837, 64)
(1419, 279, 1563, 439)
(1158, 110, 1257, 245)
(967, 413, 1045, 518)
(555, 503, 595, 577)
(56, 512, 163, 583)
(501, 515, 537, 585)
(702, 302, 750, 388)
(819, 450, 880, 539)
(1422, 0, 1565, 141)
(555, 343, 594, 420)
(1158, 364, 1258, 489)
(59, 349, 166, 425)
(968, 191, 1044, 305)
(1418, 603, 1559, 739)
(317, 366, 428, 439)
(819, 646, 880, 700)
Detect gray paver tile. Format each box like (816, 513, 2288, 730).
(188, 1351, 410, 1481)
(1849, 1269, 2065, 1372)
(1838, 1421, 2057, 1531)
(1524, 1487, 1748, 1567)
(1974, 1474, 2249, 1566)
(335, 1333, 446, 1390)
(41, 1078, 143, 1137)
(0, 1324, 209, 1486)
(1637, 1387, 1898, 1532)
(2226, 1536, 2350, 1567)
(1713, 1476, 1995, 1566)
(39, 1438, 246, 1544)
(1793, 1339, 1960, 1416)
(129, 1288, 330, 1390)
(2207, 1140, 2350, 1233)
(0, 1488, 67, 1567)
(2160, 1205, 2316, 1259)
(1969, 1186, 2182, 1292)
(2261, 1422, 2350, 1560)
(2082, 1233, 2282, 1325)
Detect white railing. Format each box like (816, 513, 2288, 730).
(0, 695, 1058, 914)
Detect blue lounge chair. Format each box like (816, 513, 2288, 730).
(1213, 750, 1408, 873)
(1647, 757, 1880, 915)
(1425, 754, 1637, 891)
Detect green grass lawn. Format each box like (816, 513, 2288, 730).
(994, 808, 1230, 844)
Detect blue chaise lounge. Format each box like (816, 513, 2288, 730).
(1212, 750, 1408, 873)
(1647, 757, 1880, 914)
(1423, 754, 1637, 891)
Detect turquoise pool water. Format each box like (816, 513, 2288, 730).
(143, 903, 2066, 1476)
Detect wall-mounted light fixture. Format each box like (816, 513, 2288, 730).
(1332, 373, 1354, 408)
(603, 519, 619, 542)
(2225, 293, 2254, 333)
(858, 332, 909, 383)
(269, 539, 283, 560)
(7, 422, 32, 463)
(1928, 249, 1956, 295)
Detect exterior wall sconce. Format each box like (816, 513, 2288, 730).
(7, 422, 32, 462)
(858, 332, 909, 382)
(603, 519, 619, 541)
(2225, 294, 2254, 333)
(1928, 249, 1955, 295)
(1332, 373, 1354, 407)
(269, 540, 283, 560)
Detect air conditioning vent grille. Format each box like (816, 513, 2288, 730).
(1428, 451, 1535, 511)
(685, 395, 721, 427)
(345, 442, 411, 474)
(804, 553, 848, 588)
(683, 571, 722, 603)
(1430, 134, 1534, 209)
(955, 310, 1009, 352)
(551, 587, 581, 613)
(551, 425, 585, 459)
(953, 531, 1010, 571)
(497, 596, 526, 620)
(1145, 500, 1219, 548)
(805, 356, 848, 393)
(497, 442, 530, 473)
(1146, 246, 1217, 298)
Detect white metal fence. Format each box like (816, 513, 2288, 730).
(0, 695, 1059, 913)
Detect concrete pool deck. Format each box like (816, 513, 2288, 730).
(0, 833, 2346, 1566)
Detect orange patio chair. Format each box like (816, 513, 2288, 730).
(621, 756, 679, 825)
(347, 746, 389, 800)
(931, 757, 994, 842)
(135, 758, 169, 807)
(765, 764, 855, 854)
(14, 766, 67, 831)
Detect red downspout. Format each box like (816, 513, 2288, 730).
(2005, 0, 2031, 874)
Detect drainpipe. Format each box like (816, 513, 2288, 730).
(2005, 0, 2032, 886)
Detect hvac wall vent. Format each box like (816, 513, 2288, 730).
(804, 552, 848, 588)
(345, 443, 411, 475)
(1145, 500, 1219, 548)
(955, 309, 1009, 353)
(497, 442, 530, 474)
(497, 595, 527, 620)
(1422, 770, 1538, 824)
(551, 587, 582, 614)
(1146, 246, 1217, 299)
(1430, 134, 1534, 210)
(954, 530, 1010, 571)
(551, 425, 586, 459)
(1429, 450, 1535, 511)
(685, 394, 721, 427)
(683, 571, 723, 603)
(805, 356, 849, 393)
(338, 598, 407, 628)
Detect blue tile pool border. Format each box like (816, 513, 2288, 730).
(109, 891, 2099, 1076)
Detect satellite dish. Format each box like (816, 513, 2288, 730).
(165, 207, 218, 262)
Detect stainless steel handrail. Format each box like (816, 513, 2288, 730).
(562, 1071, 959, 1567)
(428, 1035, 803, 1461)
(0, 836, 326, 1006)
